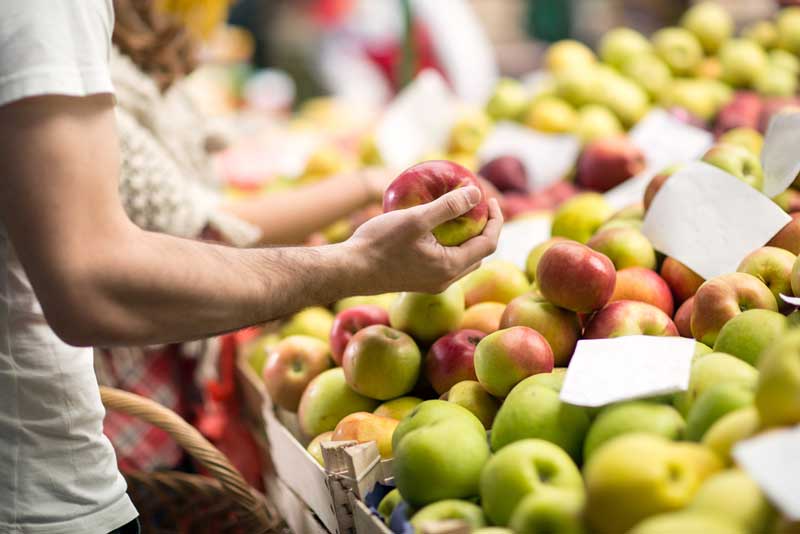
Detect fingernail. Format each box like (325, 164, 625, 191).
(463, 186, 481, 205)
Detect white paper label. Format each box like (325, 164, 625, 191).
(484, 215, 552, 270)
(478, 122, 580, 190)
(560, 336, 695, 407)
(762, 111, 800, 197)
(604, 170, 657, 211)
(642, 162, 791, 280)
(780, 293, 800, 307)
(375, 70, 458, 172)
(734, 425, 800, 521)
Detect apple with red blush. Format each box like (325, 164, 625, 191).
(584, 300, 679, 339)
(660, 257, 705, 304)
(330, 305, 390, 365)
(536, 241, 617, 313)
(576, 136, 646, 192)
(425, 329, 486, 396)
(610, 267, 675, 316)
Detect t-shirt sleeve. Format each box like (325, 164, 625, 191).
(0, 0, 115, 107)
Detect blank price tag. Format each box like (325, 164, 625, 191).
(642, 161, 791, 281)
(560, 336, 695, 408)
(478, 122, 580, 190)
(485, 215, 552, 270)
(734, 425, 800, 521)
(762, 110, 800, 197)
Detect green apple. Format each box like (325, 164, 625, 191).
(410, 500, 487, 531)
(525, 368, 568, 391)
(596, 71, 650, 127)
(689, 469, 776, 533)
(600, 28, 652, 69)
(389, 284, 465, 343)
(461, 260, 530, 307)
(713, 309, 787, 366)
(545, 39, 596, 74)
(446, 380, 500, 429)
(508, 487, 585, 534)
(744, 20, 779, 50)
(680, 1, 734, 54)
(297, 368, 380, 437)
(525, 237, 567, 283)
(487, 78, 528, 121)
(777, 7, 800, 55)
(652, 27, 704, 76)
(755, 328, 800, 428)
(628, 511, 747, 534)
(702, 406, 760, 466)
(719, 39, 768, 88)
(480, 438, 584, 526)
(377, 488, 402, 524)
(702, 143, 764, 190)
(574, 104, 624, 144)
(281, 306, 334, 342)
(586, 226, 657, 270)
(620, 53, 673, 100)
(523, 96, 578, 134)
(555, 68, 600, 108)
(685, 383, 755, 441)
(551, 193, 614, 244)
(392, 400, 490, 506)
(449, 109, 492, 154)
(334, 293, 397, 313)
(342, 325, 420, 400)
(245, 332, 280, 375)
(306, 431, 333, 466)
(674, 352, 758, 416)
(373, 396, 422, 420)
(473, 529, 514, 534)
(718, 127, 764, 156)
(771, 49, 800, 75)
(490, 379, 590, 461)
(755, 65, 798, 97)
(660, 79, 730, 121)
(584, 433, 722, 534)
(583, 402, 685, 461)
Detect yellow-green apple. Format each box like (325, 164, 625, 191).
(332, 412, 399, 458)
(652, 27, 704, 75)
(713, 309, 788, 366)
(691, 273, 778, 346)
(551, 193, 614, 243)
(702, 143, 764, 190)
(772, 48, 800, 75)
(461, 260, 530, 307)
(508, 487, 585, 534)
(621, 53, 673, 100)
(245, 332, 280, 376)
(334, 293, 397, 313)
(525, 237, 567, 283)
(574, 104, 624, 144)
(584, 433, 722, 534)
(374, 396, 422, 420)
(587, 227, 657, 270)
(778, 7, 800, 55)
(389, 284, 465, 343)
(600, 28, 652, 68)
(685, 383, 755, 441)
(263, 335, 332, 412)
(537, 241, 616, 313)
(329, 305, 389, 365)
(342, 325, 421, 400)
(643, 166, 681, 212)
(461, 302, 506, 334)
(545, 39, 596, 74)
(719, 39, 768, 87)
(680, 2, 734, 54)
(523, 96, 578, 134)
(298, 368, 380, 437)
(744, 20, 779, 50)
(608, 203, 645, 223)
(719, 127, 765, 156)
(756, 64, 798, 97)
(473, 529, 513, 534)
(611, 267, 675, 316)
(377, 489, 402, 524)
(425, 329, 484, 395)
(306, 431, 333, 466)
(598, 70, 651, 128)
(575, 136, 646, 192)
(500, 293, 580, 367)
(480, 439, 584, 526)
(392, 400, 490, 506)
(410, 500, 487, 531)
(474, 326, 554, 397)
(490, 379, 590, 460)
(660, 257, 704, 304)
(281, 306, 334, 342)
(660, 79, 729, 121)
(695, 341, 714, 359)
(445, 380, 500, 429)
(487, 78, 529, 121)
(478, 156, 528, 194)
(583, 402, 685, 461)
(629, 511, 746, 534)
(584, 300, 678, 339)
(449, 109, 492, 154)
(555, 68, 600, 108)
(673, 352, 759, 416)
(702, 406, 760, 465)
(768, 214, 800, 254)
(525, 368, 568, 392)
(688, 469, 776, 533)
(383, 160, 488, 246)
(755, 328, 800, 427)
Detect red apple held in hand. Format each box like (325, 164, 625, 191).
(584, 300, 679, 339)
(611, 267, 675, 316)
(330, 305, 390, 365)
(576, 136, 646, 192)
(674, 296, 695, 338)
(537, 241, 617, 313)
(474, 326, 554, 398)
(383, 160, 489, 246)
(426, 329, 486, 395)
(767, 213, 800, 254)
(263, 335, 332, 412)
(479, 155, 529, 193)
(691, 273, 778, 346)
(660, 257, 705, 304)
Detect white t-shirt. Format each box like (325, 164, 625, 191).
(0, 2, 138, 532)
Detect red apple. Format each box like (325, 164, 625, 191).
(461, 302, 506, 334)
(576, 135, 646, 192)
(263, 335, 332, 412)
(474, 326, 554, 397)
(584, 300, 679, 338)
(660, 257, 705, 304)
(767, 213, 800, 254)
(478, 155, 529, 193)
(502, 193, 551, 220)
(537, 241, 617, 313)
(383, 160, 488, 246)
(674, 296, 695, 338)
(425, 329, 486, 395)
(611, 267, 675, 316)
(714, 91, 763, 136)
(330, 305, 390, 365)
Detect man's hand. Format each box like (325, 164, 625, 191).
(346, 186, 503, 294)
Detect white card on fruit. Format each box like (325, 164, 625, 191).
(485, 215, 552, 270)
(375, 70, 458, 171)
(781, 293, 800, 307)
(733, 425, 800, 521)
(629, 108, 713, 172)
(478, 122, 580, 190)
(762, 110, 800, 197)
(560, 336, 695, 408)
(603, 170, 657, 211)
(642, 161, 791, 281)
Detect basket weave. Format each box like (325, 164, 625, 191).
(101, 386, 284, 534)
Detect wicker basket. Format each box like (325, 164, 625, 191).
(100, 386, 286, 534)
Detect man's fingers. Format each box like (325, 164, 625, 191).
(414, 186, 482, 230)
(456, 198, 503, 260)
